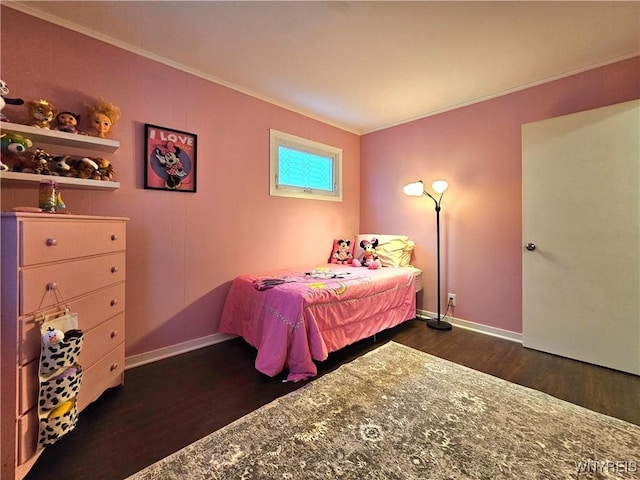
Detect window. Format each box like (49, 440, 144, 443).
(270, 129, 342, 201)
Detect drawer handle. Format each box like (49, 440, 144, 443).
(111, 266, 119, 273)
(110, 298, 118, 306)
(46, 238, 57, 247)
(110, 330, 119, 339)
(111, 234, 118, 241)
(47, 282, 58, 291)
(110, 363, 118, 372)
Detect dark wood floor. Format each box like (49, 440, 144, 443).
(24, 319, 640, 480)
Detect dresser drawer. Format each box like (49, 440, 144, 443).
(79, 313, 125, 370)
(21, 252, 125, 315)
(78, 344, 125, 411)
(20, 219, 125, 267)
(17, 409, 38, 465)
(18, 360, 39, 416)
(19, 283, 126, 365)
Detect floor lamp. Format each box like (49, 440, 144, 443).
(403, 180, 452, 331)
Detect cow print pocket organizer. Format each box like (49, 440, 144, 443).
(37, 313, 84, 448)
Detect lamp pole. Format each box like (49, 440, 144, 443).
(425, 190, 452, 331)
(402, 179, 453, 331)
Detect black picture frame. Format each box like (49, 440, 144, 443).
(144, 123, 197, 192)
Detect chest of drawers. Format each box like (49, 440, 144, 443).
(1, 212, 127, 480)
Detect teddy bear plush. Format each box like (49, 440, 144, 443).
(352, 238, 382, 269)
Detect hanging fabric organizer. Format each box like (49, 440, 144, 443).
(34, 284, 84, 448)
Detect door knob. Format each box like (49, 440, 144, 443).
(525, 243, 536, 251)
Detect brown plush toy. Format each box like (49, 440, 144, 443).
(27, 99, 57, 129)
(75, 157, 100, 179)
(21, 148, 52, 175)
(93, 157, 116, 181)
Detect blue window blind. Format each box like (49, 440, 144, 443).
(277, 146, 333, 191)
(270, 129, 342, 202)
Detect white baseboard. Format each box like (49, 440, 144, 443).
(417, 309, 522, 343)
(124, 333, 237, 370)
(125, 314, 521, 370)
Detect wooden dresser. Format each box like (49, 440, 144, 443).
(1, 212, 127, 480)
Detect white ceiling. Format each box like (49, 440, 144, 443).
(7, 1, 640, 134)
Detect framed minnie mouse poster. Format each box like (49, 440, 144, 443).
(144, 123, 197, 192)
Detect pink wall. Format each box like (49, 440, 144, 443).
(361, 56, 640, 333)
(0, 8, 361, 356)
(2, 8, 639, 354)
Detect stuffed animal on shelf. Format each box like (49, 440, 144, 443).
(92, 157, 116, 181)
(27, 99, 57, 129)
(53, 111, 83, 134)
(85, 99, 121, 138)
(48, 155, 75, 176)
(0, 79, 24, 122)
(1, 132, 33, 171)
(352, 238, 382, 269)
(22, 148, 52, 175)
(75, 157, 100, 179)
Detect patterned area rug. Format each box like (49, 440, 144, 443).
(127, 342, 639, 479)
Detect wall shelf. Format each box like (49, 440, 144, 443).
(0, 171, 120, 190)
(1, 121, 119, 153)
(1, 122, 120, 190)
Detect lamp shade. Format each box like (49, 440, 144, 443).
(432, 180, 448, 194)
(403, 181, 425, 196)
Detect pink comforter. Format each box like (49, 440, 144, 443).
(218, 264, 417, 381)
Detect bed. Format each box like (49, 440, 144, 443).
(218, 263, 421, 381)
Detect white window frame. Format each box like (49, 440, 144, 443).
(269, 129, 343, 202)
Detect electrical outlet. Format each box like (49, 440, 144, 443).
(447, 293, 457, 307)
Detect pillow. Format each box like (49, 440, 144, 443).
(328, 238, 354, 265)
(353, 234, 415, 267)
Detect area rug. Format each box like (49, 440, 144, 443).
(127, 342, 639, 479)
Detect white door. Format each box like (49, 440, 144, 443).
(522, 100, 640, 375)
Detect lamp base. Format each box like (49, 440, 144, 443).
(426, 318, 452, 331)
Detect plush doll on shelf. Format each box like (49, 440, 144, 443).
(0, 79, 24, 122)
(53, 111, 84, 134)
(1, 132, 33, 171)
(75, 157, 100, 179)
(93, 157, 116, 181)
(22, 148, 52, 175)
(48, 155, 75, 176)
(352, 238, 382, 269)
(85, 99, 121, 138)
(27, 99, 57, 129)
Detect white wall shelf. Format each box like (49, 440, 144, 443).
(1, 121, 121, 190)
(0, 171, 120, 190)
(0, 121, 119, 153)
